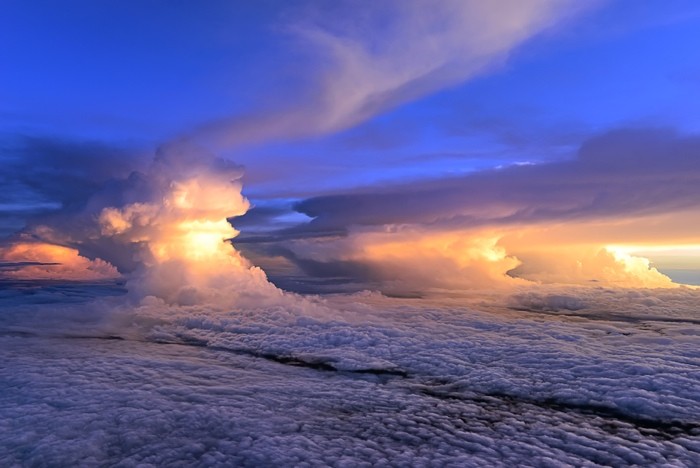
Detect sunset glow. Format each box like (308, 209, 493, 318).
(0, 242, 119, 280)
(175, 220, 234, 260)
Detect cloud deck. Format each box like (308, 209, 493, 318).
(1, 286, 698, 466)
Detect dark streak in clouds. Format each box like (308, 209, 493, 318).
(0, 330, 411, 379)
(418, 386, 700, 440)
(0, 261, 60, 268)
(163, 334, 410, 379)
(509, 307, 700, 326)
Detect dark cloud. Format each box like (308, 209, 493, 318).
(237, 242, 378, 294)
(293, 128, 700, 233)
(0, 135, 143, 238)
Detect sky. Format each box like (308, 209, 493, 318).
(2, 2, 700, 465)
(2, 0, 700, 291)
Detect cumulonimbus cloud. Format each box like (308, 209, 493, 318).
(0, 143, 286, 306)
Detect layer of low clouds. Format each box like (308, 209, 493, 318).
(1, 285, 698, 465)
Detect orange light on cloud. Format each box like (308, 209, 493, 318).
(606, 244, 700, 267)
(90, 153, 282, 305)
(0, 242, 120, 281)
(296, 222, 685, 292)
(151, 219, 241, 263)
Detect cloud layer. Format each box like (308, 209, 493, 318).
(292, 128, 700, 230)
(1, 285, 699, 465)
(237, 128, 700, 292)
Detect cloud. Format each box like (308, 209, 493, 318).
(7, 128, 691, 294)
(240, 128, 700, 292)
(0, 2, 607, 295)
(193, 0, 597, 148)
(3, 142, 294, 306)
(507, 244, 676, 288)
(0, 131, 696, 462)
(1, 284, 699, 466)
(0, 242, 119, 281)
(0, 136, 143, 237)
(0, 136, 141, 206)
(293, 128, 700, 229)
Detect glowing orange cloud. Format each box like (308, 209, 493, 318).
(507, 244, 675, 288)
(0, 242, 120, 281)
(358, 230, 523, 289)
(93, 149, 280, 305)
(284, 220, 684, 293)
(99, 176, 248, 265)
(497, 216, 697, 288)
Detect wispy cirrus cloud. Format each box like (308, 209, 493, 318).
(194, 0, 598, 148)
